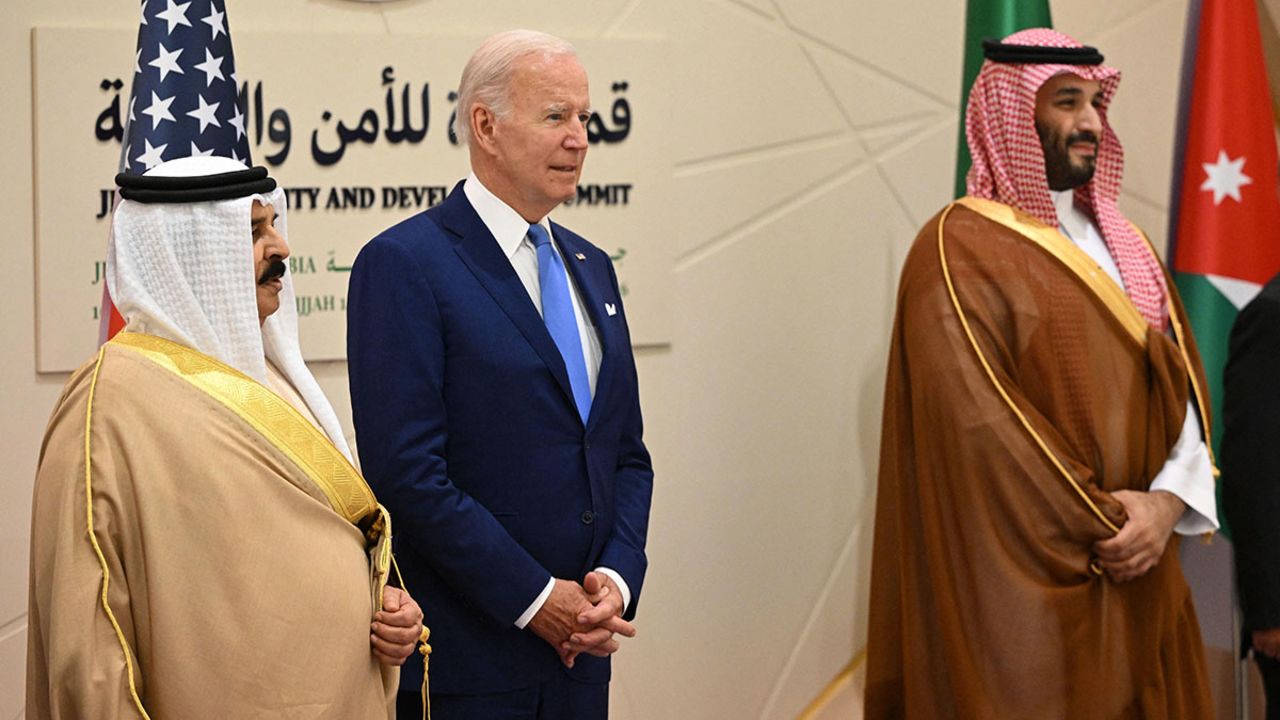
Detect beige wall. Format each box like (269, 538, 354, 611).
(0, 1, 1200, 718)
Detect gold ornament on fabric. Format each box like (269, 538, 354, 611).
(110, 332, 394, 606)
(956, 196, 1149, 348)
(111, 332, 378, 524)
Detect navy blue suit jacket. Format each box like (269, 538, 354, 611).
(347, 181, 653, 695)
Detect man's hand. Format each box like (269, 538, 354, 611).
(1093, 489, 1185, 582)
(561, 572, 637, 659)
(371, 586, 425, 666)
(1254, 629, 1280, 659)
(528, 579, 594, 668)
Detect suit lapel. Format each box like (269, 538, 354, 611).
(554, 223, 618, 432)
(439, 187, 577, 413)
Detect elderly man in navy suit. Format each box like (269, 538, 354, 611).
(347, 29, 654, 719)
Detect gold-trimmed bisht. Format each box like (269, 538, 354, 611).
(938, 198, 1220, 553)
(84, 332, 432, 717)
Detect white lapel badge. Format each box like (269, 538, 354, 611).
(575, 253, 586, 261)
(605, 302, 617, 317)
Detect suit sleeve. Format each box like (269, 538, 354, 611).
(348, 235, 551, 627)
(593, 257, 654, 621)
(1221, 290, 1280, 633)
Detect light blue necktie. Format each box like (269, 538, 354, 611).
(528, 223, 592, 423)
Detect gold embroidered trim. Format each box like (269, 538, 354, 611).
(109, 332, 378, 526)
(84, 345, 152, 719)
(937, 202, 1122, 535)
(797, 648, 866, 720)
(956, 196, 1149, 348)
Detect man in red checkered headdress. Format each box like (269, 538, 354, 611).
(865, 29, 1216, 718)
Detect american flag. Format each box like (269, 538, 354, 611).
(119, 0, 252, 174)
(102, 0, 253, 339)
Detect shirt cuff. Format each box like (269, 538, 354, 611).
(594, 567, 631, 613)
(1149, 400, 1219, 535)
(514, 577, 555, 629)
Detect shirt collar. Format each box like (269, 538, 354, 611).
(1049, 188, 1072, 217)
(463, 171, 553, 259)
(1050, 188, 1091, 241)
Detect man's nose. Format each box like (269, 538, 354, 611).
(565, 117, 589, 149)
(1079, 105, 1102, 134)
(268, 228, 290, 260)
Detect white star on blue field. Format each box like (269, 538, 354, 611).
(123, 0, 251, 173)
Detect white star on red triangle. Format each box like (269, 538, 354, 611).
(1200, 149, 1253, 205)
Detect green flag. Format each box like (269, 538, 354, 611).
(954, 0, 1052, 198)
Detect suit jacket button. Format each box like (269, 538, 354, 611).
(581, 510, 595, 525)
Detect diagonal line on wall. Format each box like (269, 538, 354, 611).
(674, 129, 851, 175)
(600, 0, 646, 38)
(674, 110, 952, 274)
(800, 53, 948, 146)
(0, 615, 25, 643)
(867, 117, 956, 166)
(854, 112, 947, 135)
(722, 0, 778, 23)
(766, 0, 953, 113)
(1097, 0, 1176, 44)
(673, 155, 868, 273)
(757, 515, 867, 719)
(800, 45, 939, 233)
(703, 0, 788, 31)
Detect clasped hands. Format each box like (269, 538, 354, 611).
(1092, 489, 1185, 583)
(528, 571, 637, 668)
(370, 585, 425, 666)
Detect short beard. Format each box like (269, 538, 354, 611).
(1036, 121, 1098, 191)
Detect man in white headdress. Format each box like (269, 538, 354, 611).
(27, 156, 424, 720)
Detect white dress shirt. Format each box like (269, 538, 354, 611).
(1051, 190, 1218, 535)
(463, 173, 632, 627)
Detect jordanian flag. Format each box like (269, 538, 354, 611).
(954, 0, 1052, 197)
(1169, 0, 1280, 456)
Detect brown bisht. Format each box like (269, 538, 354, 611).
(27, 333, 398, 720)
(864, 198, 1215, 719)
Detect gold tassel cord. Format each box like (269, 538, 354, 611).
(83, 345, 152, 719)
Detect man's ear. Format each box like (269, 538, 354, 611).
(471, 105, 500, 156)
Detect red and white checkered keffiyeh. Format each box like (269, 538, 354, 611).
(965, 28, 1169, 329)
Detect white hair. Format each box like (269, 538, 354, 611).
(456, 29, 578, 146)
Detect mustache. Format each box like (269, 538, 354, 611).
(1067, 131, 1099, 147)
(257, 259, 287, 285)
